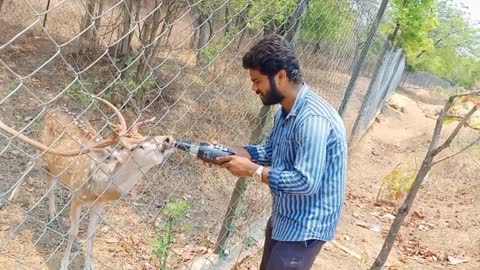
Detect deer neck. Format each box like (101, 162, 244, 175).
(110, 157, 158, 193)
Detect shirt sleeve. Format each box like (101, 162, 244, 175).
(243, 133, 273, 166)
(268, 115, 331, 196)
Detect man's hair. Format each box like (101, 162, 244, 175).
(242, 34, 302, 83)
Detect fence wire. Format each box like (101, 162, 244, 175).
(0, 0, 407, 269)
(400, 71, 456, 92)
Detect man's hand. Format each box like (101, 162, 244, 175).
(217, 155, 258, 177)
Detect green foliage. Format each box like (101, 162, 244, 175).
(152, 199, 190, 270)
(65, 71, 156, 105)
(416, 48, 480, 88)
(246, 0, 296, 31)
(387, 0, 480, 89)
(380, 164, 416, 201)
(383, 0, 439, 59)
(298, 0, 355, 45)
(4, 81, 19, 95)
(65, 78, 101, 105)
(199, 31, 236, 65)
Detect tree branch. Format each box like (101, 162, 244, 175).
(432, 106, 477, 156)
(432, 135, 480, 166)
(428, 95, 458, 152)
(450, 90, 480, 99)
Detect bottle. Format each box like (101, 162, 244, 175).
(174, 139, 236, 165)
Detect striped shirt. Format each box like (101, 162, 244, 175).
(244, 83, 347, 241)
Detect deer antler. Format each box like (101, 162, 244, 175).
(0, 120, 116, 156)
(80, 91, 127, 135)
(0, 93, 129, 156)
(130, 117, 156, 136)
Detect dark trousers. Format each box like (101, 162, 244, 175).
(260, 218, 325, 270)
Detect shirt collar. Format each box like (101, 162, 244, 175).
(283, 83, 308, 119)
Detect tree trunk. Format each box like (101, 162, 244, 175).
(137, 0, 163, 76)
(195, 14, 209, 66)
(284, 0, 309, 42)
(78, 0, 95, 53)
(224, 4, 231, 36)
(370, 156, 433, 270)
(90, 0, 104, 50)
(115, 0, 134, 59)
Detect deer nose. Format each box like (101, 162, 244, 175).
(163, 135, 175, 148)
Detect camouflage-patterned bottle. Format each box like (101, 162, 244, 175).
(174, 139, 235, 165)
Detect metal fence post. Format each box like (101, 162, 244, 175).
(338, 0, 390, 117)
(213, 105, 272, 255)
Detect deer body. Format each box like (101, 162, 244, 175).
(2, 102, 175, 270)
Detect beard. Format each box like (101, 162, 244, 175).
(258, 76, 285, 105)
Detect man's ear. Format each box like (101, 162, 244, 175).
(277, 69, 288, 86)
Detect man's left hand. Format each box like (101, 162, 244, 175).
(217, 155, 258, 177)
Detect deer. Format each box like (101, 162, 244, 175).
(0, 95, 175, 270)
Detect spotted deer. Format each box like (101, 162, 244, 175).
(0, 96, 175, 270)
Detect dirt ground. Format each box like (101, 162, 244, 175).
(236, 88, 480, 270)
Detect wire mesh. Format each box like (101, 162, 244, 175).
(0, 0, 402, 269)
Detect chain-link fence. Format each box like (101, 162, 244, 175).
(0, 0, 405, 269)
(348, 39, 406, 146)
(400, 71, 456, 92)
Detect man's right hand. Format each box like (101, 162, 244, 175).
(202, 139, 253, 168)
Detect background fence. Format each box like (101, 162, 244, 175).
(400, 71, 456, 92)
(0, 0, 412, 269)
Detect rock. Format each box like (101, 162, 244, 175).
(447, 256, 464, 265)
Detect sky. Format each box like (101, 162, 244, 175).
(453, 0, 480, 24)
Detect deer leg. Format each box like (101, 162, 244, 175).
(60, 198, 82, 270)
(84, 202, 105, 270)
(46, 173, 58, 221)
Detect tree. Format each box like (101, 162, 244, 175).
(410, 0, 480, 88)
(246, 0, 297, 35)
(78, 0, 104, 53)
(370, 91, 480, 269)
(114, 0, 134, 58)
(381, 0, 439, 59)
(416, 0, 480, 59)
(298, 0, 356, 47)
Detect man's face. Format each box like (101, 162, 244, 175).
(248, 69, 284, 105)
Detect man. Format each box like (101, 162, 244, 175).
(215, 34, 347, 270)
